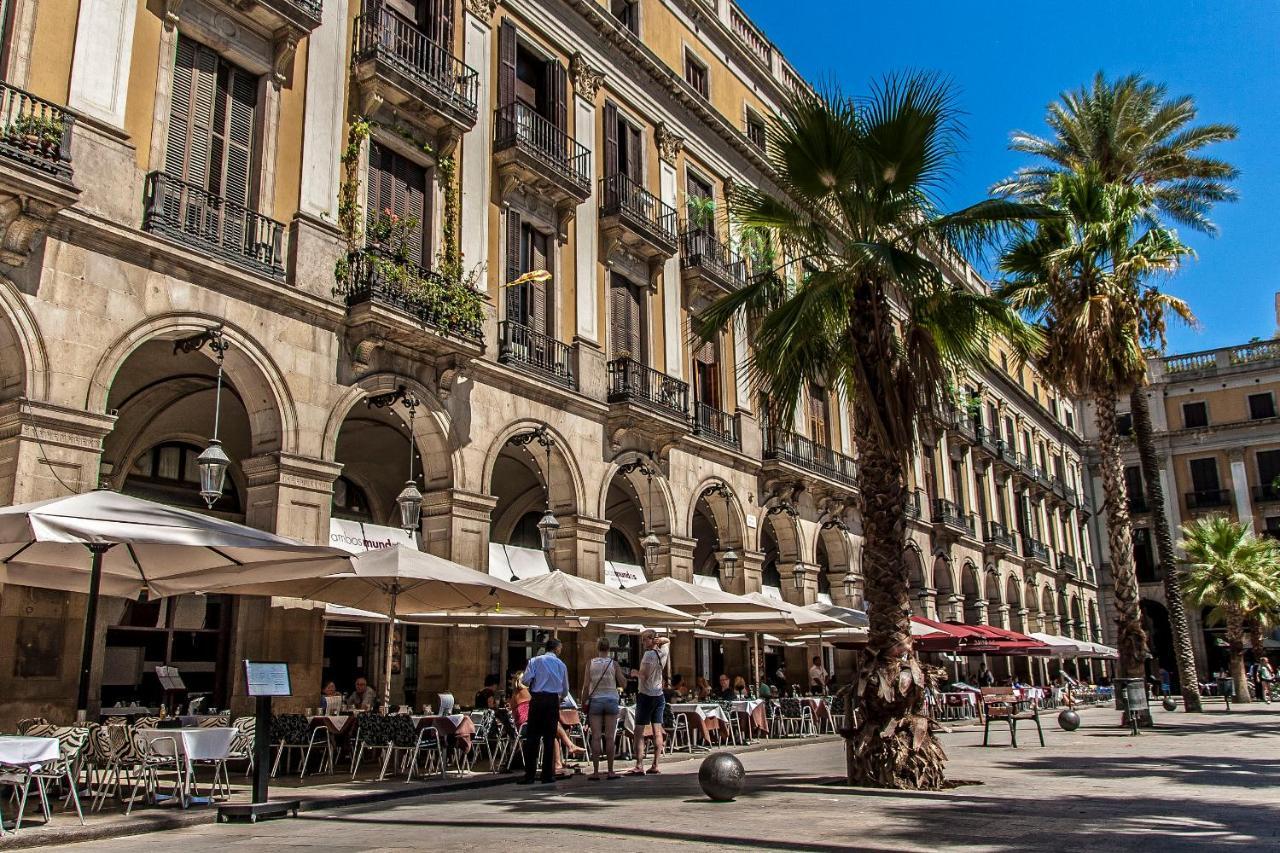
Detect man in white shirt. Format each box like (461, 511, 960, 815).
(347, 676, 376, 711)
(518, 637, 569, 784)
(629, 629, 669, 775)
(809, 656, 829, 693)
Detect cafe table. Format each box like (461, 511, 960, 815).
(0, 735, 58, 769)
(308, 714, 357, 737)
(801, 696, 832, 732)
(730, 699, 768, 739)
(411, 714, 477, 750)
(135, 727, 235, 806)
(668, 703, 726, 748)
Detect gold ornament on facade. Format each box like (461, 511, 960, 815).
(655, 122, 684, 166)
(569, 52, 604, 101)
(465, 0, 499, 19)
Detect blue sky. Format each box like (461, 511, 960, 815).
(737, 0, 1279, 353)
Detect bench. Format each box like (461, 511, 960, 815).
(981, 688, 1044, 748)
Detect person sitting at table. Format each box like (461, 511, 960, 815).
(320, 681, 342, 713)
(508, 671, 531, 728)
(475, 674, 500, 711)
(668, 673, 689, 701)
(694, 676, 712, 701)
(757, 682, 772, 699)
(732, 675, 748, 699)
(347, 676, 376, 710)
(716, 673, 734, 700)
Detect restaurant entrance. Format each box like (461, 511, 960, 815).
(323, 620, 371, 697)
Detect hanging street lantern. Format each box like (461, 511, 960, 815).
(196, 439, 231, 509)
(538, 509, 560, 562)
(720, 549, 739, 580)
(642, 530, 661, 574)
(793, 564, 808, 591)
(367, 384, 424, 538)
(174, 327, 232, 508)
(396, 479, 424, 535)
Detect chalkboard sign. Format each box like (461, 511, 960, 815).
(244, 661, 292, 697)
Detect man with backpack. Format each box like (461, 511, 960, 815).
(628, 629, 670, 776)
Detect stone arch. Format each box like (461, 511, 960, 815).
(758, 509, 802, 566)
(598, 450, 676, 536)
(933, 554, 958, 621)
(484, 420, 586, 517)
(961, 560, 984, 624)
(1005, 573, 1025, 632)
(686, 477, 747, 550)
(1025, 577, 1040, 634)
(904, 542, 930, 617)
(1088, 600, 1101, 642)
(984, 563, 1004, 610)
(0, 276, 49, 402)
(1070, 596, 1085, 638)
(88, 315, 298, 455)
(1040, 585, 1057, 634)
(323, 374, 458, 492)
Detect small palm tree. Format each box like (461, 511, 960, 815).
(1000, 72, 1239, 712)
(1180, 516, 1280, 701)
(698, 75, 1040, 789)
(999, 170, 1192, 680)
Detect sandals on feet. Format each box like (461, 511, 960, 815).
(624, 767, 645, 776)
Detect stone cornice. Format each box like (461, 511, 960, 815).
(241, 452, 343, 492)
(0, 398, 117, 447)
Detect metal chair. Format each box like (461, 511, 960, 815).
(125, 731, 185, 814)
(270, 714, 331, 779)
(405, 723, 445, 781)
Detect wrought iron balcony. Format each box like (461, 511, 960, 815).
(762, 422, 858, 489)
(1253, 483, 1280, 503)
(0, 83, 74, 180)
(904, 490, 923, 520)
(600, 173, 678, 260)
(498, 320, 574, 389)
(213, 0, 323, 40)
(1186, 488, 1231, 510)
(338, 246, 483, 343)
(931, 498, 975, 536)
(985, 520, 1015, 552)
(1057, 552, 1078, 577)
(493, 102, 591, 202)
(680, 227, 748, 300)
(353, 3, 479, 130)
(607, 357, 689, 420)
(994, 440, 1021, 471)
(142, 171, 285, 278)
(1023, 537, 1050, 565)
(692, 401, 740, 449)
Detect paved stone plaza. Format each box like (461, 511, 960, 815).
(43, 704, 1280, 852)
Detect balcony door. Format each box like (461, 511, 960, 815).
(693, 338, 720, 410)
(382, 0, 453, 45)
(167, 35, 259, 213)
(604, 102, 644, 185)
(806, 384, 831, 447)
(1257, 449, 1280, 497)
(366, 141, 428, 267)
(498, 21, 567, 130)
(505, 211, 551, 334)
(1189, 458, 1221, 500)
(609, 273, 644, 362)
(686, 171, 714, 230)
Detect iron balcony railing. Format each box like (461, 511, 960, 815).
(1023, 537, 1050, 564)
(339, 246, 484, 342)
(762, 421, 858, 488)
(143, 171, 285, 278)
(985, 521, 1015, 551)
(1253, 483, 1280, 503)
(601, 173, 678, 248)
(498, 320, 574, 389)
(607, 357, 689, 419)
(679, 227, 748, 290)
(1058, 552, 1078, 577)
(1186, 488, 1231, 510)
(931, 498, 975, 536)
(0, 82, 74, 180)
(493, 102, 591, 195)
(692, 401, 740, 449)
(289, 0, 324, 24)
(904, 490, 923, 520)
(353, 3, 478, 120)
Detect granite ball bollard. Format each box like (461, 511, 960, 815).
(1057, 708, 1081, 731)
(698, 752, 745, 802)
(1162, 696, 1178, 712)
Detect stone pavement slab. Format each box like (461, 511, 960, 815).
(34, 704, 1280, 852)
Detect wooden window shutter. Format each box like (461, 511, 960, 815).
(166, 35, 219, 187)
(626, 123, 642, 183)
(498, 20, 517, 109)
(505, 210, 523, 323)
(609, 275, 641, 360)
(211, 64, 257, 208)
(603, 101, 619, 179)
(548, 59, 567, 132)
(419, 0, 452, 46)
(626, 281, 642, 359)
(530, 230, 549, 333)
(396, 154, 426, 266)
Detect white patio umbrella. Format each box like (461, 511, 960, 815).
(629, 576, 785, 615)
(184, 544, 564, 709)
(0, 490, 353, 720)
(514, 570, 698, 624)
(703, 595, 846, 689)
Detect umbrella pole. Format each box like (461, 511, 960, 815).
(382, 584, 399, 712)
(75, 544, 113, 722)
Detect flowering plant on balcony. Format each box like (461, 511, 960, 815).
(3, 111, 65, 153)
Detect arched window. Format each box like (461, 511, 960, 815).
(509, 511, 545, 550)
(331, 476, 373, 521)
(125, 442, 241, 512)
(606, 528, 637, 563)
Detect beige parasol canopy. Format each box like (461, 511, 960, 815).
(514, 570, 699, 624)
(628, 576, 784, 614)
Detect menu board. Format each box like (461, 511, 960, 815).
(244, 660, 292, 697)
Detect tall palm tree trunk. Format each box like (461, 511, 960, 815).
(1094, 390, 1149, 677)
(1129, 388, 1203, 711)
(847, 412, 945, 789)
(1225, 609, 1251, 702)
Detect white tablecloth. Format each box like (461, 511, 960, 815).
(0, 735, 58, 767)
(137, 727, 235, 761)
(411, 713, 464, 728)
(729, 699, 764, 716)
(669, 703, 727, 722)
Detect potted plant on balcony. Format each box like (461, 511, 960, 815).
(4, 111, 65, 156)
(686, 194, 716, 233)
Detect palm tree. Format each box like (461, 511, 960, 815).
(697, 76, 1041, 789)
(998, 74, 1238, 710)
(998, 171, 1193, 681)
(1180, 516, 1280, 701)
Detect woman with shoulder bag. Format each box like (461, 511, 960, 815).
(581, 636, 627, 780)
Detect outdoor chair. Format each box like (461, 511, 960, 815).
(492, 708, 519, 772)
(715, 701, 745, 745)
(376, 716, 421, 781)
(270, 714, 331, 779)
(405, 723, 445, 781)
(15, 718, 49, 734)
(228, 715, 256, 777)
(663, 712, 691, 753)
(125, 730, 184, 814)
(778, 698, 816, 737)
(561, 709, 591, 761)
(197, 715, 230, 728)
(87, 723, 133, 812)
(981, 688, 1045, 748)
(828, 694, 847, 732)
(465, 710, 496, 772)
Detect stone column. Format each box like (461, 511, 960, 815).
(546, 514, 608, 581)
(241, 453, 342, 543)
(1228, 448, 1253, 530)
(422, 489, 498, 568)
(915, 587, 938, 621)
(778, 562, 815, 606)
(937, 434, 953, 505)
(938, 594, 962, 623)
(0, 399, 115, 504)
(654, 534, 696, 583)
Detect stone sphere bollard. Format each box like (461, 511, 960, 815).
(1057, 708, 1081, 731)
(698, 751, 745, 802)
(1162, 696, 1178, 712)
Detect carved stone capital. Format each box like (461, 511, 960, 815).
(0, 194, 60, 267)
(272, 31, 299, 86)
(569, 52, 604, 102)
(163, 0, 185, 30)
(655, 121, 684, 166)
(465, 0, 498, 19)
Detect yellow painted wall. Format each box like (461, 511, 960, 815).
(272, 36, 307, 222)
(123, 4, 162, 170)
(25, 0, 80, 104)
(1163, 382, 1280, 428)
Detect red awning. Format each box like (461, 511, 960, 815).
(911, 618, 1051, 655)
(963, 624, 1051, 655)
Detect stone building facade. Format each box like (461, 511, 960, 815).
(0, 0, 1100, 724)
(1082, 303, 1280, 678)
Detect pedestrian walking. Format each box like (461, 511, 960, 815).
(581, 636, 626, 780)
(628, 629, 669, 775)
(518, 636, 569, 785)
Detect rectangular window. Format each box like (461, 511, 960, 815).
(1133, 528, 1157, 583)
(1182, 401, 1208, 428)
(686, 171, 714, 229)
(608, 273, 644, 361)
(745, 109, 766, 150)
(611, 0, 639, 34)
(1189, 457, 1221, 493)
(167, 36, 259, 207)
(1257, 449, 1280, 497)
(499, 23, 567, 131)
(1065, 410, 1075, 430)
(950, 460, 965, 509)
(604, 102, 644, 183)
(366, 142, 428, 267)
(693, 338, 720, 408)
(1248, 392, 1276, 420)
(684, 50, 708, 98)
(504, 211, 552, 334)
(807, 384, 831, 447)
(1116, 413, 1133, 436)
(1124, 465, 1145, 507)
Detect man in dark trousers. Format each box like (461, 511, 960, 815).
(518, 636, 569, 784)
